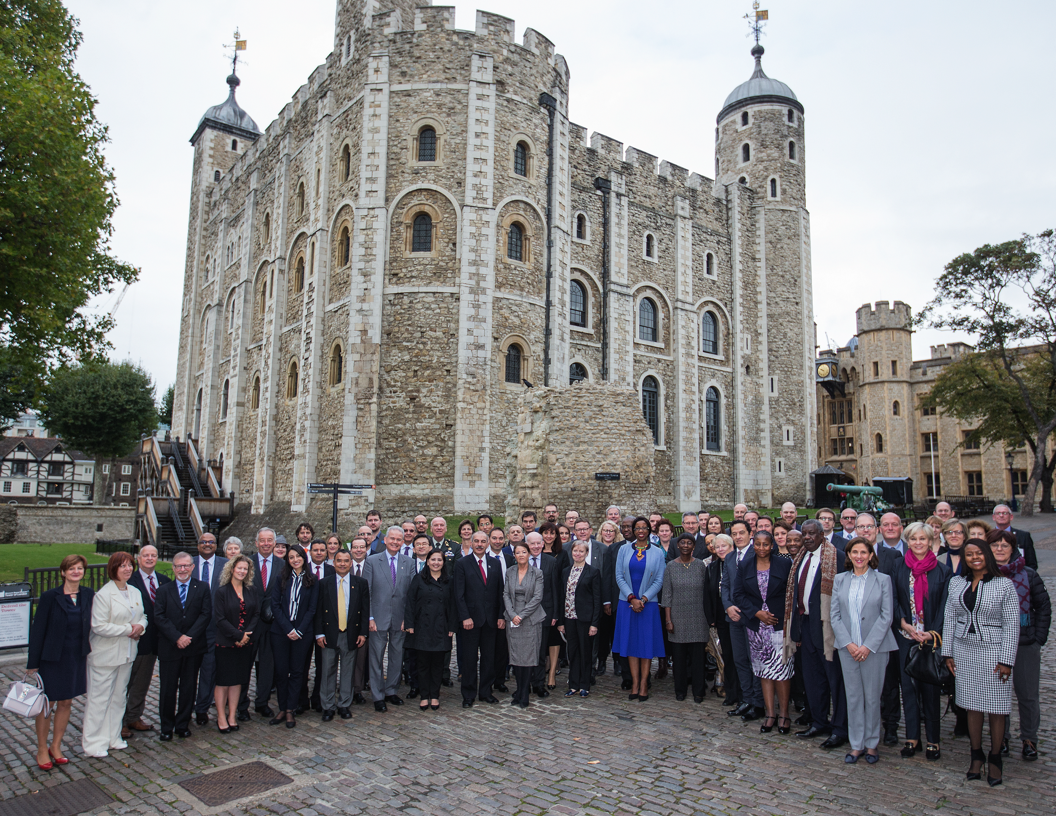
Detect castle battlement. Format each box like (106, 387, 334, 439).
(414, 6, 455, 32)
(856, 300, 912, 334)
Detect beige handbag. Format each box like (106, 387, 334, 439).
(3, 674, 49, 718)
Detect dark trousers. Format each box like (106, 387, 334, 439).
(493, 626, 509, 686)
(671, 641, 706, 698)
(512, 665, 532, 705)
(158, 654, 203, 735)
(730, 622, 762, 706)
(272, 633, 313, 712)
(237, 632, 274, 714)
(298, 642, 323, 708)
(716, 623, 741, 702)
(352, 640, 368, 693)
(881, 649, 902, 733)
(565, 620, 594, 692)
(457, 624, 496, 702)
(897, 638, 941, 744)
(123, 652, 157, 725)
(791, 650, 809, 712)
(801, 616, 847, 737)
(404, 648, 419, 688)
(416, 650, 446, 700)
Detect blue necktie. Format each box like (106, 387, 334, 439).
(202, 560, 210, 586)
(179, 582, 188, 607)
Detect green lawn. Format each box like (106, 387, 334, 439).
(0, 544, 173, 583)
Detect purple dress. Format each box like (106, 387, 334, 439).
(746, 568, 793, 681)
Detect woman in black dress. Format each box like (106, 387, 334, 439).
(213, 555, 259, 732)
(270, 543, 317, 728)
(704, 534, 739, 705)
(404, 549, 457, 710)
(26, 554, 93, 770)
(539, 522, 565, 689)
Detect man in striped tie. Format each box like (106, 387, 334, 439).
(123, 544, 170, 738)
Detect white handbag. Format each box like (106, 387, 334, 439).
(3, 674, 49, 718)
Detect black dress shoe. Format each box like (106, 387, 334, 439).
(596, 661, 607, 676)
(694, 696, 704, 704)
(883, 729, 899, 745)
(621, 679, 633, 691)
(322, 710, 335, 722)
(1023, 741, 1038, 761)
(311, 701, 323, 713)
(728, 702, 752, 717)
(675, 693, 686, 701)
(385, 695, 404, 706)
(722, 697, 740, 707)
(794, 713, 812, 725)
(255, 705, 275, 717)
(479, 695, 499, 704)
(796, 725, 830, 739)
(741, 706, 764, 722)
(338, 707, 353, 719)
(195, 713, 208, 726)
(352, 693, 366, 705)
(493, 684, 509, 693)
(820, 734, 848, 750)
(374, 701, 387, 712)
(176, 729, 192, 738)
(406, 687, 420, 699)
(462, 700, 473, 708)
(159, 732, 173, 742)
(534, 686, 550, 698)
(1000, 737, 1009, 757)
(236, 710, 251, 722)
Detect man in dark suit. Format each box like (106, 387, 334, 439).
(453, 530, 505, 707)
(315, 549, 370, 720)
(682, 513, 709, 559)
(122, 544, 170, 737)
(192, 533, 227, 725)
(525, 532, 558, 698)
(348, 537, 371, 703)
(300, 539, 336, 712)
(487, 528, 515, 692)
(154, 551, 212, 740)
(790, 520, 848, 749)
(816, 508, 846, 550)
(237, 527, 281, 720)
(364, 526, 415, 712)
(723, 520, 763, 719)
(992, 504, 1038, 569)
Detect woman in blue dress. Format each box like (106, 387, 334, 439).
(614, 516, 667, 701)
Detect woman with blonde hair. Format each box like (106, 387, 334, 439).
(213, 555, 259, 732)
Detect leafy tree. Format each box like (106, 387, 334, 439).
(0, 1, 138, 409)
(919, 228, 1056, 515)
(0, 348, 36, 430)
(158, 383, 174, 428)
(39, 361, 157, 504)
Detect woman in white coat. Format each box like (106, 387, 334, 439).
(82, 552, 146, 757)
(830, 538, 897, 764)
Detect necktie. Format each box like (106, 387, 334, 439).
(202, 560, 210, 587)
(532, 556, 539, 570)
(337, 578, 347, 632)
(355, 563, 361, 577)
(417, 561, 423, 574)
(179, 581, 187, 607)
(479, 558, 487, 584)
(315, 565, 322, 580)
(797, 552, 812, 616)
(390, 557, 397, 586)
(148, 573, 156, 603)
(260, 557, 268, 587)
(737, 548, 743, 563)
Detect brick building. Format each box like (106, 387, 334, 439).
(172, 1, 817, 518)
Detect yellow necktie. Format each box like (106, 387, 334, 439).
(337, 579, 347, 632)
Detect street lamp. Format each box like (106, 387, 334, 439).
(1005, 450, 1016, 512)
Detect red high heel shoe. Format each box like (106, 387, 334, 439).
(49, 748, 69, 766)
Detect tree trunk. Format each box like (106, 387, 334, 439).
(1022, 444, 1048, 517)
(99, 456, 117, 507)
(1041, 451, 1056, 514)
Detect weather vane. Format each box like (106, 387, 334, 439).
(224, 28, 247, 75)
(745, 2, 768, 45)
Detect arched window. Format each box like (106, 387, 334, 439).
(738, 176, 747, 185)
(251, 376, 260, 410)
(412, 213, 432, 253)
(642, 376, 659, 444)
(770, 178, 779, 198)
(789, 141, 796, 160)
(259, 277, 267, 316)
(875, 433, 884, 454)
(294, 256, 305, 292)
(286, 360, 299, 399)
(788, 108, 795, 123)
(338, 225, 350, 266)
(507, 222, 524, 262)
(231, 139, 238, 151)
(569, 363, 587, 384)
(705, 252, 715, 276)
(504, 343, 522, 384)
(344, 34, 352, 60)
(221, 380, 229, 419)
(892, 401, 900, 417)
(741, 111, 749, 126)
(742, 143, 750, 163)
(644, 233, 655, 259)
(705, 387, 721, 451)
(228, 295, 236, 331)
(575, 213, 587, 240)
(514, 141, 528, 177)
(297, 182, 306, 217)
(263, 212, 271, 244)
(214, 170, 221, 183)
(570, 280, 586, 327)
(417, 127, 436, 162)
(329, 344, 343, 386)
(340, 144, 351, 181)
(638, 297, 657, 343)
(701, 312, 718, 355)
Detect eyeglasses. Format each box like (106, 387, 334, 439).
(855, 524, 876, 531)
(946, 530, 965, 536)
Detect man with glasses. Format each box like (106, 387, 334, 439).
(191, 533, 226, 725)
(838, 507, 857, 537)
(992, 504, 1038, 569)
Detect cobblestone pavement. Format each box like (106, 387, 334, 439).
(1, 632, 1052, 816)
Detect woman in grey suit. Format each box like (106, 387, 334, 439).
(830, 537, 897, 764)
(504, 541, 545, 709)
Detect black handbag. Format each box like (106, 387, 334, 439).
(904, 630, 954, 694)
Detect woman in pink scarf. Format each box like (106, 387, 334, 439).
(892, 522, 951, 761)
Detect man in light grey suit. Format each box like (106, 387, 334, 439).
(363, 526, 415, 712)
(191, 533, 227, 725)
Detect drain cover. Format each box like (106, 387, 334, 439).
(180, 761, 292, 807)
(0, 778, 112, 816)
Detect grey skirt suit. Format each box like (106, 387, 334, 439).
(503, 565, 546, 667)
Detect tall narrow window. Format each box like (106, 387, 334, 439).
(770, 178, 778, 198)
(644, 233, 655, 258)
(701, 312, 718, 354)
(297, 182, 306, 217)
(789, 141, 796, 160)
(338, 226, 350, 265)
(504, 344, 522, 384)
(263, 213, 271, 244)
(286, 361, 299, 399)
(507, 223, 524, 262)
(329, 344, 343, 386)
(569, 363, 587, 384)
(294, 256, 305, 292)
(251, 376, 260, 410)
(417, 127, 437, 162)
(875, 433, 884, 454)
(221, 380, 229, 419)
(741, 111, 749, 126)
(514, 142, 528, 177)
(214, 170, 221, 182)
(705, 387, 720, 451)
(575, 213, 586, 240)
(742, 143, 750, 162)
(570, 280, 586, 327)
(705, 252, 714, 276)
(411, 213, 432, 253)
(231, 139, 238, 151)
(642, 376, 659, 444)
(788, 108, 794, 123)
(340, 144, 350, 181)
(638, 298, 657, 343)
(259, 280, 267, 316)
(892, 400, 900, 416)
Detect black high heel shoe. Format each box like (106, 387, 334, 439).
(269, 712, 286, 726)
(760, 716, 777, 733)
(777, 716, 791, 735)
(986, 752, 1003, 787)
(966, 747, 986, 780)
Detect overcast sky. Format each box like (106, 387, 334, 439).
(65, 0, 1056, 394)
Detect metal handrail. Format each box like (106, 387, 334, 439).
(166, 496, 187, 544)
(188, 495, 205, 541)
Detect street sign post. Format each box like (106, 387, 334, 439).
(306, 483, 375, 534)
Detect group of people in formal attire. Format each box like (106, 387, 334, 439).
(24, 501, 1047, 788)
